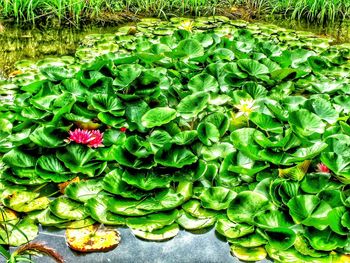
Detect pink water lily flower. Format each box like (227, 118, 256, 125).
(316, 163, 330, 173)
(67, 128, 104, 148)
(88, 130, 104, 148)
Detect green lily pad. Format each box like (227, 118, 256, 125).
(131, 223, 180, 241)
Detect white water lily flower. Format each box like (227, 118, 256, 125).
(234, 99, 258, 118)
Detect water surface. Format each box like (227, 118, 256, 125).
(1, 17, 350, 78)
(266, 15, 350, 43)
(0, 25, 123, 77)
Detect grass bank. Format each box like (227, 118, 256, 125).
(0, 0, 238, 25)
(273, 0, 350, 24)
(0, 0, 349, 26)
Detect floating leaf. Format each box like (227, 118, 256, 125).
(216, 217, 254, 239)
(304, 227, 347, 251)
(199, 187, 236, 210)
(85, 196, 126, 225)
(188, 73, 219, 93)
(66, 225, 121, 252)
(2, 149, 36, 168)
(57, 144, 105, 177)
(65, 180, 103, 202)
(287, 195, 332, 229)
(288, 109, 326, 137)
(258, 227, 296, 250)
(230, 245, 267, 262)
(36, 154, 75, 183)
(122, 169, 172, 191)
(197, 122, 220, 146)
(227, 191, 269, 224)
(155, 145, 197, 168)
(131, 223, 180, 241)
(228, 232, 267, 248)
(177, 210, 216, 230)
(170, 39, 204, 58)
(141, 107, 177, 128)
(177, 92, 210, 119)
(237, 59, 269, 78)
(127, 210, 178, 232)
(50, 197, 88, 220)
(278, 160, 311, 181)
(172, 131, 198, 145)
(250, 112, 283, 134)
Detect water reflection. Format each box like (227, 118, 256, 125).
(264, 15, 350, 43)
(0, 25, 122, 77)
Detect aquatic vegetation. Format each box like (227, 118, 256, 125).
(1, 17, 350, 262)
(66, 225, 121, 252)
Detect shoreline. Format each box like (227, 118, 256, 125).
(0, 0, 349, 28)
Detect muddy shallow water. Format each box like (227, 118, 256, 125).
(0, 17, 350, 78)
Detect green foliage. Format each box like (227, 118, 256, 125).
(1, 0, 348, 25)
(0, 0, 231, 25)
(2, 17, 350, 263)
(233, 0, 350, 23)
(273, 0, 350, 24)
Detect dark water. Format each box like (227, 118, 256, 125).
(0, 17, 350, 78)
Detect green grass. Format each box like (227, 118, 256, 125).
(0, 0, 349, 25)
(0, 0, 117, 24)
(273, 0, 350, 24)
(0, 0, 235, 24)
(233, 0, 350, 23)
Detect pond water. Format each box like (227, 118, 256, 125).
(267, 15, 350, 43)
(0, 25, 122, 77)
(0, 17, 350, 78)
